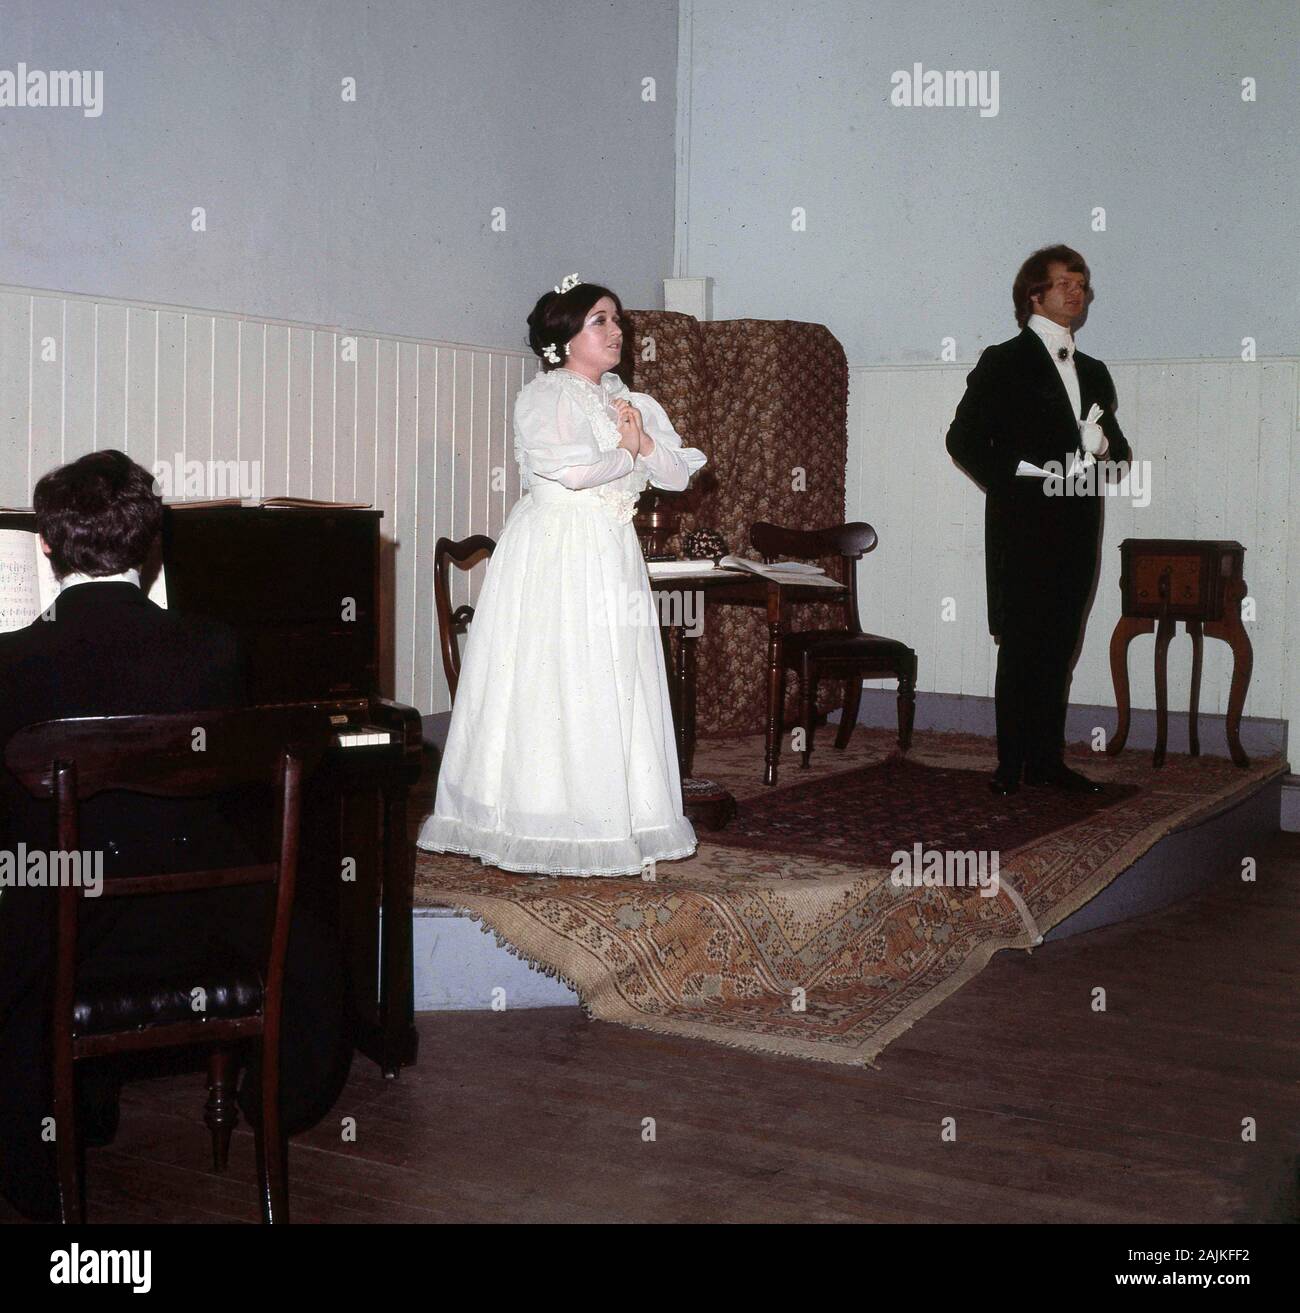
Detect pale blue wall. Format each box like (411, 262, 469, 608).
(681, 0, 1297, 363)
(4, 1, 1293, 366)
(0, 0, 679, 350)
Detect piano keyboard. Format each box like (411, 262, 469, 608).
(329, 715, 393, 748)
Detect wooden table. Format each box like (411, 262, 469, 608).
(649, 569, 851, 800)
(1106, 538, 1252, 768)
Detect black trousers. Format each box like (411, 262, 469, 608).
(0, 886, 353, 1216)
(994, 595, 1089, 772)
(991, 486, 1100, 775)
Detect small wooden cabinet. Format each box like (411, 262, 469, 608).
(1108, 539, 1252, 767)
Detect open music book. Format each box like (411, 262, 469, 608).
(646, 555, 841, 587)
(646, 559, 725, 577)
(0, 528, 168, 633)
(722, 556, 824, 574)
(260, 496, 374, 509)
(717, 555, 840, 586)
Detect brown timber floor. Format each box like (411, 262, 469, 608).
(4, 832, 1296, 1225)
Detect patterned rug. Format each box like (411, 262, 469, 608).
(706, 755, 1139, 864)
(412, 729, 1285, 1067)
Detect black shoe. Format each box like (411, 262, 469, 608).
(1024, 762, 1103, 794)
(989, 767, 1021, 797)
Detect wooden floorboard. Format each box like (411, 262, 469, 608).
(3, 832, 1296, 1224)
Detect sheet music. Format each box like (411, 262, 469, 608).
(0, 528, 166, 632)
(647, 560, 721, 577)
(0, 529, 41, 631)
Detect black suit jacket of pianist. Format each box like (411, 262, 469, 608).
(0, 580, 258, 1030)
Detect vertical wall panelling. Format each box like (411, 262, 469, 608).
(0, 283, 537, 714)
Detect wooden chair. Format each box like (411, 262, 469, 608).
(750, 521, 917, 768)
(434, 534, 496, 703)
(3, 705, 331, 1224)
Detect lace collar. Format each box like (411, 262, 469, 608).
(552, 369, 624, 453)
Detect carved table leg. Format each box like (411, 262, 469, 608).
(1186, 619, 1203, 757)
(765, 617, 786, 787)
(682, 624, 703, 777)
(665, 622, 690, 780)
(1205, 610, 1253, 768)
(1107, 616, 1153, 756)
(660, 622, 682, 776)
(1153, 613, 1175, 768)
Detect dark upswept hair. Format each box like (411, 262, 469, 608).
(1012, 244, 1092, 328)
(33, 448, 163, 579)
(526, 281, 623, 371)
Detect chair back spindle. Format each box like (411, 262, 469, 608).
(433, 535, 497, 703)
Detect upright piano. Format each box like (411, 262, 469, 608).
(0, 504, 423, 1078)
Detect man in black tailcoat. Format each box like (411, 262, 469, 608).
(0, 450, 352, 1220)
(946, 245, 1132, 796)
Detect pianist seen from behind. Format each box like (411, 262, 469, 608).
(0, 449, 352, 1222)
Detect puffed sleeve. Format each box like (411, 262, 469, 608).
(515, 379, 634, 490)
(630, 392, 708, 492)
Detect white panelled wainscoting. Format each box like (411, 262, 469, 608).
(0, 282, 537, 717)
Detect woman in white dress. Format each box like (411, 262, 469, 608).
(417, 275, 707, 876)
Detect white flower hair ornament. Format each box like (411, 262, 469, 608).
(541, 342, 561, 365)
(553, 273, 583, 295)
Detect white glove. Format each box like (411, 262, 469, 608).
(1079, 403, 1108, 458)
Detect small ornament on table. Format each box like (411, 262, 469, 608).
(683, 527, 727, 564)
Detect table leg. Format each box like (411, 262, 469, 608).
(663, 622, 690, 780)
(1187, 619, 1203, 757)
(1107, 616, 1153, 756)
(681, 628, 698, 779)
(1206, 611, 1253, 768)
(1153, 613, 1174, 768)
(765, 617, 786, 787)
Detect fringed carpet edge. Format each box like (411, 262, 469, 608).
(414, 739, 1286, 1069)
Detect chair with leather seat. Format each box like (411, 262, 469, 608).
(434, 534, 496, 703)
(750, 520, 917, 769)
(3, 705, 331, 1224)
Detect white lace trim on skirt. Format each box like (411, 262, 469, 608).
(416, 811, 697, 878)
